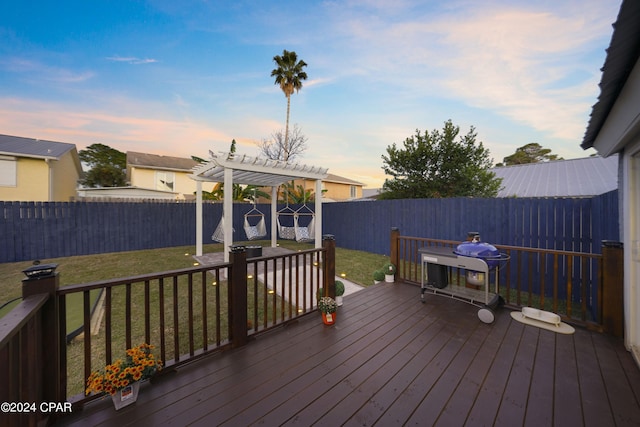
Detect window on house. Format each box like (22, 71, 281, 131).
(156, 171, 175, 192)
(350, 185, 357, 198)
(0, 158, 17, 186)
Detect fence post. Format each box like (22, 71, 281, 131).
(322, 235, 336, 298)
(390, 227, 400, 271)
(228, 246, 248, 348)
(601, 241, 624, 337)
(21, 263, 63, 424)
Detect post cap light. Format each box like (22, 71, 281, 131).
(22, 263, 58, 279)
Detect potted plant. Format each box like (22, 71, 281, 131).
(318, 296, 338, 325)
(373, 270, 385, 284)
(335, 280, 345, 306)
(383, 262, 396, 283)
(86, 343, 163, 410)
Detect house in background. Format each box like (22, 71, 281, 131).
(257, 173, 364, 203)
(321, 173, 364, 201)
(0, 134, 82, 202)
(127, 151, 200, 199)
(491, 155, 618, 198)
(581, 0, 640, 365)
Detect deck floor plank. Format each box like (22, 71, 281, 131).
(55, 281, 640, 427)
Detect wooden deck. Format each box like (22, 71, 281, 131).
(56, 281, 640, 427)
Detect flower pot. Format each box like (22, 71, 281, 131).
(385, 274, 394, 283)
(336, 295, 343, 306)
(111, 381, 140, 410)
(374, 280, 382, 285)
(322, 312, 336, 325)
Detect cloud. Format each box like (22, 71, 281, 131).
(106, 55, 159, 65)
(314, 1, 616, 141)
(0, 57, 94, 83)
(0, 97, 231, 157)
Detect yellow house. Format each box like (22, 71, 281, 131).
(257, 173, 364, 203)
(0, 134, 82, 202)
(320, 173, 364, 201)
(126, 152, 215, 199)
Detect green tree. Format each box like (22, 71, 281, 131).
(205, 183, 270, 202)
(271, 50, 308, 160)
(380, 120, 502, 199)
(498, 143, 562, 166)
(79, 143, 126, 187)
(277, 181, 323, 204)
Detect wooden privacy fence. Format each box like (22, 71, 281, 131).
(390, 229, 624, 336)
(0, 237, 336, 426)
(0, 190, 619, 263)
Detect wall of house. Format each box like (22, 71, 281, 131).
(0, 157, 49, 201)
(129, 167, 214, 198)
(622, 142, 640, 363)
(323, 181, 362, 201)
(50, 152, 81, 201)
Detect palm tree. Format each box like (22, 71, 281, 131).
(271, 50, 308, 161)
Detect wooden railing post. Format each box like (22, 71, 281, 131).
(228, 246, 248, 348)
(390, 227, 400, 271)
(21, 263, 63, 424)
(602, 241, 624, 337)
(322, 235, 336, 298)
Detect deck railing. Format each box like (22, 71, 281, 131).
(0, 237, 336, 426)
(390, 229, 623, 334)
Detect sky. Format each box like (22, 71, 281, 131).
(0, 0, 622, 188)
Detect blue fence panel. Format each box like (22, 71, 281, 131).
(0, 191, 620, 263)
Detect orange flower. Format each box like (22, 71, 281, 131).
(85, 343, 162, 396)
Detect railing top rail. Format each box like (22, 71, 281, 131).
(57, 263, 232, 295)
(0, 293, 49, 347)
(398, 235, 602, 259)
(57, 247, 327, 295)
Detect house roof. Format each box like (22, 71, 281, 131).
(491, 155, 618, 198)
(0, 134, 77, 160)
(581, 0, 640, 150)
(323, 173, 364, 186)
(127, 151, 199, 171)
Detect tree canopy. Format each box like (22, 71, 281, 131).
(78, 143, 127, 187)
(498, 143, 562, 166)
(380, 120, 502, 199)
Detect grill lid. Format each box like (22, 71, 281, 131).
(453, 241, 500, 259)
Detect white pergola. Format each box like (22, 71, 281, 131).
(190, 152, 329, 261)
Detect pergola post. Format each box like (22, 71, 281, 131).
(271, 186, 278, 248)
(223, 167, 233, 262)
(315, 179, 322, 249)
(195, 180, 203, 256)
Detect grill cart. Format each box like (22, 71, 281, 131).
(419, 233, 509, 324)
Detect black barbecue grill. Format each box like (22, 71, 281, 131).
(419, 233, 510, 323)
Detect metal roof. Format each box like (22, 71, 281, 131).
(0, 134, 76, 160)
(491, 156, 618, 198)
(190, 152, 329, 186)
(581, 0, 640, 150)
